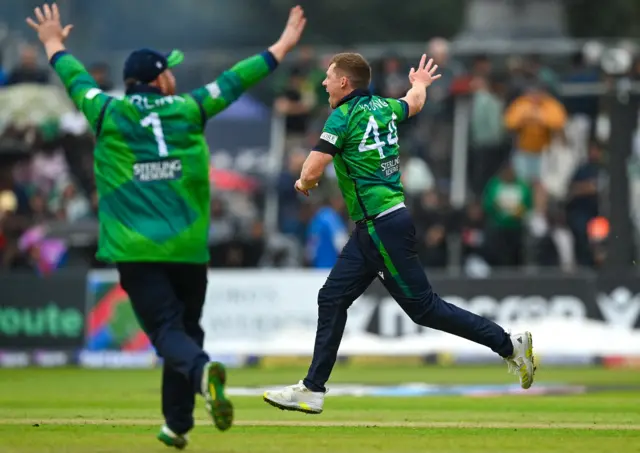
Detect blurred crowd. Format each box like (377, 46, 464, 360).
(271, 40, 617, 274)
(0, 39, 630, 274)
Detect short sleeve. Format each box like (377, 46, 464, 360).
(313, 109, 347, 156)
(387, 98, 409, 123)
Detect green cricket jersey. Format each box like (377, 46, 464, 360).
(51, 50, 277, 263)
(313, 90, 409, 222)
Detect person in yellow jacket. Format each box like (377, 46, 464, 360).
(505, 82, 567, 214)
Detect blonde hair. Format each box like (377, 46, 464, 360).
(330, 53, 371, 89)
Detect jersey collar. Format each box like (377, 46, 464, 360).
(335, 88, 371, 108)
(125, 84, 163, 96)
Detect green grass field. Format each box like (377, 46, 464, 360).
(1, 364, 639, 452)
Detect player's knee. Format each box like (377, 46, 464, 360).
(318, 286, 352, 310)
(405, 290, 438, 325)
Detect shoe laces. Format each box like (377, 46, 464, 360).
(278, 381, 309, 401)
(291, 380, 308, 392)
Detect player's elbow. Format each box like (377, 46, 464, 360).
(219, 71, 245, 103)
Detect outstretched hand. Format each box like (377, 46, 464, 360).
(277, 6, 307, 53)
(408, 54, 441, 88)
(26, 3, 73, 46)
(269, 6, 307, 62)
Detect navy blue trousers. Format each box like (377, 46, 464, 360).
(117, 262, 210, 435)
(304, 208, 513, 392)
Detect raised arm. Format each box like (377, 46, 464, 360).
(191, 6, 307, 123)
(400, 54, 441, 118)
(27, 3, 112, 133)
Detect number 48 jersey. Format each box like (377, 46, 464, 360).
(314, 90, 409, 222)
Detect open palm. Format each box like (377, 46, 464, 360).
(277, 5, 307, 53)
(408, 54, 441, 88)
(26, 3, 73, 45)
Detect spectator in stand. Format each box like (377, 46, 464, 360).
(29, 189, 55, 224)
(563, 51, 599, 127)
(505, 81, 567, 216)
(30, 141, 71, 196)
(535, 206, 575, 271)
(413, 190, 449, 268)
(305, 193, 348, 269)
(400, 152, 435, 202)
(0, 189, 18, 268)
(0, 167, 31, 269)
(6, 44, 50, 85)
(563, 51, 601, 157)
(471, 54, 492, 78)
(469, 74, 506, 194)
(587, 216, 609, 268)
(566, 141, 604, 266)
(482, 163, 533, 267)
(0, 51, 7, 86)
(277, 151, 307, 241)
(296, 46, 328, 111)
(458, 199, 491, 276)
(379, 55, 409, 99)
(51, 180, 91, 223)
(241, 220, 267, 268)
(505, 56, 527, 106)
(274, 67, 317, 154)
(526, 54, 561, 99)
(88, 62, 114, 92)
(415, 37, 462, 184)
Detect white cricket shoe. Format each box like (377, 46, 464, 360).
(263, 380, 325, 414)
(505, 331, 536, 389)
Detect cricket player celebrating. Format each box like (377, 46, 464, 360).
(27, 3, 306, 448)
(263, 53, 535, 414)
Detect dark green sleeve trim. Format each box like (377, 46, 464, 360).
(398, 99, 409, 120)
(95, 98, 114, 137)
(49, 50, 68, 66)
(189, 94, 207, 126)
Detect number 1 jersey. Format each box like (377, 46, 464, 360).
(314, 90, 409, 222)
(52, 51, 277, 263)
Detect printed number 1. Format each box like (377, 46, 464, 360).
(358, 113, 398, 158)
(140, 113, 168, 157)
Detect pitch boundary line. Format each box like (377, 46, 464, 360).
(2, 419, 639, 430)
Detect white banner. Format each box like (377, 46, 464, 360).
(86, 269, 640, 359)
(202, 270, 326, 351)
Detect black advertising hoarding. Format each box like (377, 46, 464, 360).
(592, 273, 640, 329)
(0, 271, 86, 350)
(362, 272, 640, 337)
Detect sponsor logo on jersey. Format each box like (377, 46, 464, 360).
(206, 82, 221, 98)
(380, 156, 400, 177)
(133, 159, 182, 182)
(320, 132, 338, 145)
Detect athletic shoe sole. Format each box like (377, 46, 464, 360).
(521, 331, 536, 390)
(262, 393, 322, 415)
(204, 362, 234, 431)
(157, 432, 188, 450)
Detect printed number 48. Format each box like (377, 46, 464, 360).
(358, 113, 398, 158)
(140, 113, 168, 157)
